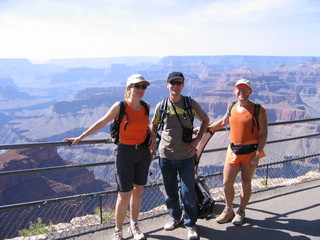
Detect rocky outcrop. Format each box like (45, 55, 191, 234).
(0, 147, 108, 205)
(194, 61, 320, 121)
(267, 105, 308, 121)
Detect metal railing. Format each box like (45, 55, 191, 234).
(0, 118, 319, 240)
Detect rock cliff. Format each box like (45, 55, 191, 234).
(0, 147, 108, 205)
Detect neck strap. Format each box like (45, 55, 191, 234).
(170, 99, 185, 129)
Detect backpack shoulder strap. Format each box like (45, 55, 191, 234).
(228, 100, 238, 117)
(253, 103, 261, 130)
(225, 100, 237, 131)
(249, 103, 261, 134)
(156, 98, 168, 137)
(117, 101, 126, 123)
(184, 96, 192, 108)
(183, 96, 194, 122)
(140, 100, 149, 116)
(159, 97, 168, 122)
(111, 101, 126, 144)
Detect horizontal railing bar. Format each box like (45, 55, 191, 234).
(0, 190, 116, 211)
(268, 117, 320, 126)
(2, 152, 318, 211)
(200, 152, 320, 179)
(266, 133, 320, 144)
(0, 158, 162, 178)
(215, 117, 320, 132)
(0, 138, 114, 150)
(202, 133, 320, 154)
(258, 152, 320, 168)
(0, 118, 319, 151)
(0, 161, 114, 177)
(1, 133, 319, 177)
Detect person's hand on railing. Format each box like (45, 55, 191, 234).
(194, 126, 214, 135)
(63, 137, 82, 146)
(193, 127, 200, 135)
(148, 133, 157, 155)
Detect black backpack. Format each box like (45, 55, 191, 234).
(110, 100, 149, 144)
(194, 178, 215, 220)
(228, 100, 261, 134)
(179, 177, 215, 220)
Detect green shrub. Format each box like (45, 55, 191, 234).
(19, 218, 49, 237)
(94, 207, 129, 222)
(260, 180, 267, 186)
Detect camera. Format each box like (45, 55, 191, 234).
(183, 127, 193, 143)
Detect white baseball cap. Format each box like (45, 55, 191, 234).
(126, 74, 150, 87)
(235, 79, 252, 91)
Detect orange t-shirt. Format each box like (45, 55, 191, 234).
(119, 100, 149, 145)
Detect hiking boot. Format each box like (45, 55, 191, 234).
(129, 222, 145, 240)
(164, 217, 182, 231)
(186, 226, 199, 240)
(232, 209, 245, 226)
(112, 230, 123, 240)
(216, 207, 235, 223)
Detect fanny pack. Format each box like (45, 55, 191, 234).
(230, 143, 258, 155)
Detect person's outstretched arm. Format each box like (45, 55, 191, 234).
(208, 112, 228, 132)
(64, 101, 120, 146)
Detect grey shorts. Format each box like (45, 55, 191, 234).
(115, 143, 152, 192)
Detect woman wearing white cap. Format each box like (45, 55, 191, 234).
(64, 74, 156, 240)
(207, 79, 268, 226)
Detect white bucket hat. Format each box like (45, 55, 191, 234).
(126, 74, 150, 87)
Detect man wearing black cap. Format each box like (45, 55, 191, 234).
(151, 72, 209, 240)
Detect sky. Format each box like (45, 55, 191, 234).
(0, 0, 320, 60)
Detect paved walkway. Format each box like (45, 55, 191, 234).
(70, 179, 320, 240)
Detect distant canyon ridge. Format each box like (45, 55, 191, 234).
(0, 55, 319, 143)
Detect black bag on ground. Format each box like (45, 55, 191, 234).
(194, 178, 215, 219)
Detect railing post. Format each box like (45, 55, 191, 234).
(266, 165, 269, 186)
(99, 195, 103, 224)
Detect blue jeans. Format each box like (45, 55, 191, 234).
(159, 156, 197, 227)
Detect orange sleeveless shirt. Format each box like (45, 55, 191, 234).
(119, 100, 149, 145)
(226, 102, 266, 165)
(229, 102, 265, 145)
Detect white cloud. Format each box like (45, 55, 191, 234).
(0, 0, 320, 59)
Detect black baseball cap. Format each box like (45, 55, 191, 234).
(167, 72, 185, 82)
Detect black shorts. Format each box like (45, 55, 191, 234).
(115, 143, 152, 192)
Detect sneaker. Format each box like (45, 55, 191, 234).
(232, 209, 245, 226)
(113, 230, 123, 240)
(186, 226, 198, 240)
(129, 222, 146, 240)
(164, 218, 182, 231)
(216, 207, 235, 224)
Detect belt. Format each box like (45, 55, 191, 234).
(118, 142, 148, 149)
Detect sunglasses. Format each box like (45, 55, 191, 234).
(131, 84, 147, 90)
(169, 80, 183, 86)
